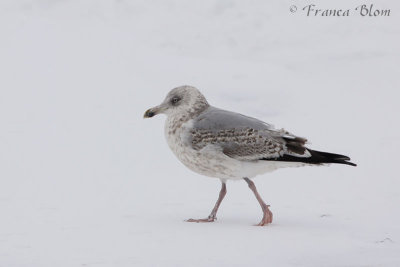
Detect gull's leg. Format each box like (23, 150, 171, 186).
(244, 178, 273, 226)
(186, 182, 227, 223)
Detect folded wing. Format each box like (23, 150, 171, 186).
(190, 107, 356, 166)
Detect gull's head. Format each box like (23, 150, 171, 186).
(144, 85, 209, 118)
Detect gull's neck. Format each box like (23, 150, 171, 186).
(166, 100, 210, 135)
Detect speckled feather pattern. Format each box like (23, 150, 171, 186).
(190, 128, 285, 161)
(162, 86, 311, 180)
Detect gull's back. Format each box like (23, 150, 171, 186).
(193, 106, 274, 132)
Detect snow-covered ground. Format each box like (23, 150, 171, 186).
(1, 0, 399, 266)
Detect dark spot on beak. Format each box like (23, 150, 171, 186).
(143, 109, 155, 118)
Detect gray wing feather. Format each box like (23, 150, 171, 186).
(190, 107, 308, 161)
(194, 107, 274, 131)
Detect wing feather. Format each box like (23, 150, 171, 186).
(190, 107, 308, 161)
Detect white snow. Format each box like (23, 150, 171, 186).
(0, 0, 399, 266)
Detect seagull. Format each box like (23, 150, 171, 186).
(144, 85, 356, 226)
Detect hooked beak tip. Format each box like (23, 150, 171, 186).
(143, 109, 155, 118)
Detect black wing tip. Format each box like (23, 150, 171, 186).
(309, 149, 357, 167)
(261, 149, 357, 167)
(333, 159, 357, 167)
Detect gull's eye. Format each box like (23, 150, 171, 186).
(171, 96, 181, 105)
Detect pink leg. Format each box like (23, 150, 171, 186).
(244, 178, 273, 226)
(186, 182, 227, 223)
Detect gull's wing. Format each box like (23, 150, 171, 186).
(190, 107, 309, 161)
(190, 107, 356, 166)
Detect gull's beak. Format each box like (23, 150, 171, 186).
(143, 105, 163, 118)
